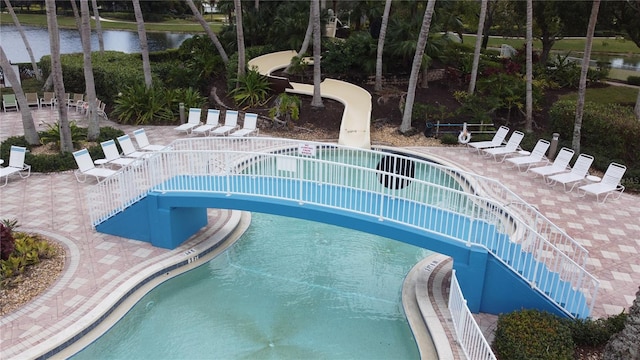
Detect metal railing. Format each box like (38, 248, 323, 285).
(449, 269, 497, 360)
(86, 137, 598, 318)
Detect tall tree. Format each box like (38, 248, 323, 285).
(185, 0, 229, 64)
(572, 0, 600, 155)
(524, 0, 533, 133)
(374, 0, 392, 92)
(69, 0, 83, 35)
(635, 89, 640, 120)
(285, 4, 313, 74)
(91, 0, 105, 53)
(234, 0, 246, 80)
(3, 0, 42, 81)
(0, 47, 39, 145)
(311, 0, 323, 108)
(468, 0, 488, 95)
(45, 0, 73, 153)
(80, 0, 100, 140)
(132, 0, 152, 88)
(400, 0, 437, 133)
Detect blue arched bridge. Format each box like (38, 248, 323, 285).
(86, 137, 599, 319)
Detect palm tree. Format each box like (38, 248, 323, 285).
(375, 0, 392, 92)
(400, 0, 437, 133)
(468, 0, 488, 95)
(3, 0, 41, 81)
(635, 90, 640, 120)
(311, 0, 323, 109)
(233, 0, 246, 81)
(186, 0, 229, 64)
(80, 0, 100, 140)
(524, 0, 533, 133)
(91, 0, 105, 54)
(132, 0, 152, 88)
(69, 0, 82, 35)
(572, 0, 601, 155)
(45, 0, 73, 153)
(285, 4, 313, 74)
(0, 47, 39, 145)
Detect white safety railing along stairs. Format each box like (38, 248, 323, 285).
(86, 137, 598, 318)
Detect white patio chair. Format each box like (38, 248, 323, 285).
(116, 134, 149, 159)
(133, 128, 166, 151)
(192, 109, 221, 136)
(505, 139, 550, 172)
(97, 139, 137, 168)
(229, 113, 259, 137)
(69, 93, 84, 111)
(546, 153, 594, 192)
(577, 162, 627, 203)
(3, 94, 18, 112)
(40, 92, 55, 108)
(96, 100, 108, 120)
(483, 130, 525, 162)
(529, 147, 575, 179)
(174, 108, 202, 134)
(25, 92, 40, 109)
(72, 149, 117, 183)
(210, 110, 239, 136)
(467, 125, 509, 153)
(0, 146, 31, 187)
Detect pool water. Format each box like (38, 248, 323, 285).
(72, 213, 432, 359)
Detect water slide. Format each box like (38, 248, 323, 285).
(248, 50, 372, 149)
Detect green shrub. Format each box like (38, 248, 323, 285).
(230, 68, 272, 108)
(440, 134, 459, 145)
(549, 100, 639, 191)
(493, 309, 574, 360)
(1, 231, 58, 287)
(627, 76, 640, 86)
(565, 312, 627, 347)
(321, 32, 377, 81)
(0, 223, 15, 261)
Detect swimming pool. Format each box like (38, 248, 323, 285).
(72, 213, 433, 359)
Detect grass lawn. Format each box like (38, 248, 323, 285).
(461, 34, 640, 55)
(559, 85, 638, 105)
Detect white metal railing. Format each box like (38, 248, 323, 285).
(86, 137, 598, 318)
(449, 270, 497, 360)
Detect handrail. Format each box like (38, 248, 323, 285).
(449, 270, 497, 360)
(85, 137, 598, 318)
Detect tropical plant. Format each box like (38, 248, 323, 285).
(0, 223, 15, 261)
(268, 93, 301, 129)
(39, 121, 85, 149)
(112, 84, 175, 125)
(229, 68, 271, 108)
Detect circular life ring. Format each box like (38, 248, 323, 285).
(458, 131, 471, 144)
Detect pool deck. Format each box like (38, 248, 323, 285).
(1, 109, 639, 359)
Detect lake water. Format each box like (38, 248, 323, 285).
(0, 25, 192, 63)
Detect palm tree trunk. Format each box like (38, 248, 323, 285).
(0, 46, 39, 145)
(45, 0, 74, 153)
(635, 89, 640, 120)
(572, 0, 600, 155)
(91, 0, 105, 54)
(285, 6, 313, 74)
(524, 0, 533, 133)
(3, 0, 42, 81)
(132, 0, 152, 88)
(69, 0, 83, 36)
(234, 0, 246, 80)
(375, 0, 392, 92)
(80, 0, 100, 140)
(311, 0, 324, 108)
(400, 0, 437, 133)
(468, 0, 487, 95)
(186, 0, 229, 64)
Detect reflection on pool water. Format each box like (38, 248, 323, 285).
(72, 213, 432, 359)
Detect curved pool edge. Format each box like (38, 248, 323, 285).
(30, 210, 249, 360)
(403, 254, 463, 359)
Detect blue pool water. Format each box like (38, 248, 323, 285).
(72, 213, 433, 359)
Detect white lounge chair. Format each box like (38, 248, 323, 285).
(133, 128, 166, 151)
(467, 125, 509, 153)
(0, 146, 31, 187)
(175, 108, 202, 134)
(506, 139, 550, 171)
(97, 139, 137, 168)
(25, 93, 40, 109)
(529, 147, 575, 179)
(546, 153, 594, 192)
(210, 110, 239, 136)
(578, 162, 627, 203)
(483, 131, 525, 162)
(69, 93, 84, 111)
(229, 113, 259, 137)
(192, 109, 220, 136)
(116, 134, 149, 159)
(72, 148, 117, 183)
(3, 94, 18, 112)
(40, 92, 55, 108)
